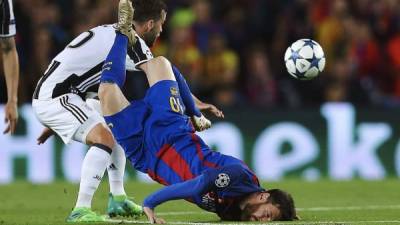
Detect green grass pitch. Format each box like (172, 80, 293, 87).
(0, 179, 399, 225)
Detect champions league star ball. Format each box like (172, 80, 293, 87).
(284, 39, 326, 80)
(215, 173, 230, 188)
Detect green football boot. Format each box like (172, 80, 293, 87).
(107, 193, 143, 218)
(66, 207, 106, 222)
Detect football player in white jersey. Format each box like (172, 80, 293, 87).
(32, 0, 167, 222)
(33, 0, 222, 222)
(0, 0, 19, 135)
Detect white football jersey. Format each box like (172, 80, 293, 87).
(33, 24, 153, 100)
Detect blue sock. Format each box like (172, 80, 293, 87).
(100, 33, 128, 88)
(172, 65, 201, 117)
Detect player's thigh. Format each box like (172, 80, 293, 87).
(103, 100, 149, 145)
(83, 98, 115, 146)
(33, 94, 106, 145)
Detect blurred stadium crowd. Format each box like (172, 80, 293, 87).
(1, 0, 400, 109)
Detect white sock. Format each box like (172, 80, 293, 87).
(75, 145, 111, 208)
(107, 144, 126, 196)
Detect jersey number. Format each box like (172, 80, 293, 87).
(169, 97, 184, 114)
(68, 30, 94, 48)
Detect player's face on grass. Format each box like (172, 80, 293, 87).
(143, 10, 167, 47)
(247, 203, 280, 222)
(241, 192, 281, 221)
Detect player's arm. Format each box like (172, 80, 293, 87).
(143, 175, 213, 209)
(142, 165, 244, 223)
(171, 65, 224, 119)
(1, 37, 19, 134)
(170, 64, 211, 131)
(37, 127, 55, 145)
(142, 174, 213, 224)
(192, 94, 224, 118)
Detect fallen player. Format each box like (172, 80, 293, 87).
(97, 0, 298, 223)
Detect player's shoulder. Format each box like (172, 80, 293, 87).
(223, 164, 247, 172)
(134, 34, 152, 55)
(67, 24, 115, 46)
(76, 24, 116, 46)
(205, 164, 247, 182)
(128, 33, 154, 65)
(201, 164, 251, 190)
(135, 34, 146, 45)
(89, 24, 116, 34)
(54, 24, 116, 62)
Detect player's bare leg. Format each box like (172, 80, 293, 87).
(99, 0, 135, 116)
(99, 42, 177, 116)
(67, 1, 143, 222)
(99, 84, 130, 116)
(138, 56, 176, 87)
(138, 57, 211, 131)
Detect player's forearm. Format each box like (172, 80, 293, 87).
(1, 38, 19, 103)
(192, 94, 203, 106)
(143, 175, 210, 209)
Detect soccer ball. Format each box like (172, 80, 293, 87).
(284, 39, 325, 80)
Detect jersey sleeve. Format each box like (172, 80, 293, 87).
(203, 164, 264, 198)
(126, 35, 153, 71)
(143, 174, 213, 209)
(202, 164, 247, 190)
(0, 0, 16, 37)
(142, 164, 255, 209)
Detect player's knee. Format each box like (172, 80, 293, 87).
(94, 128, 115, 148)
(151, 56, 172, 74)
(149, 56, 175, 80)
(86, 124, 115, 149)
(151, 56, 171, 69)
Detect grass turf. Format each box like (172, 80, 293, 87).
(0, 179, 399, 225)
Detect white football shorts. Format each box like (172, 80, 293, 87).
(32, 94, 105, 144)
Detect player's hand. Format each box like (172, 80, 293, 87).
(37, 127, 55, 145)
(196, 101, 224, 118)
(143, 207, 166, 224)
(3, 101, 18, 134)
(191, 114, 212, 132)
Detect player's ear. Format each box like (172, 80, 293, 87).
(261, 191, 270, 203)
(145, 20, 155, 31)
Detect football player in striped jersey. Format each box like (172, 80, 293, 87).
(33, 0, 222, 222)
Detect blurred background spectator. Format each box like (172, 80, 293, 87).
(1, 0, 400, 109)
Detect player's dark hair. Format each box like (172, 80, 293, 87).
(217, 203, 242, 221)
(132, 0, 167, 23)
(266, 189, 297, 221)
